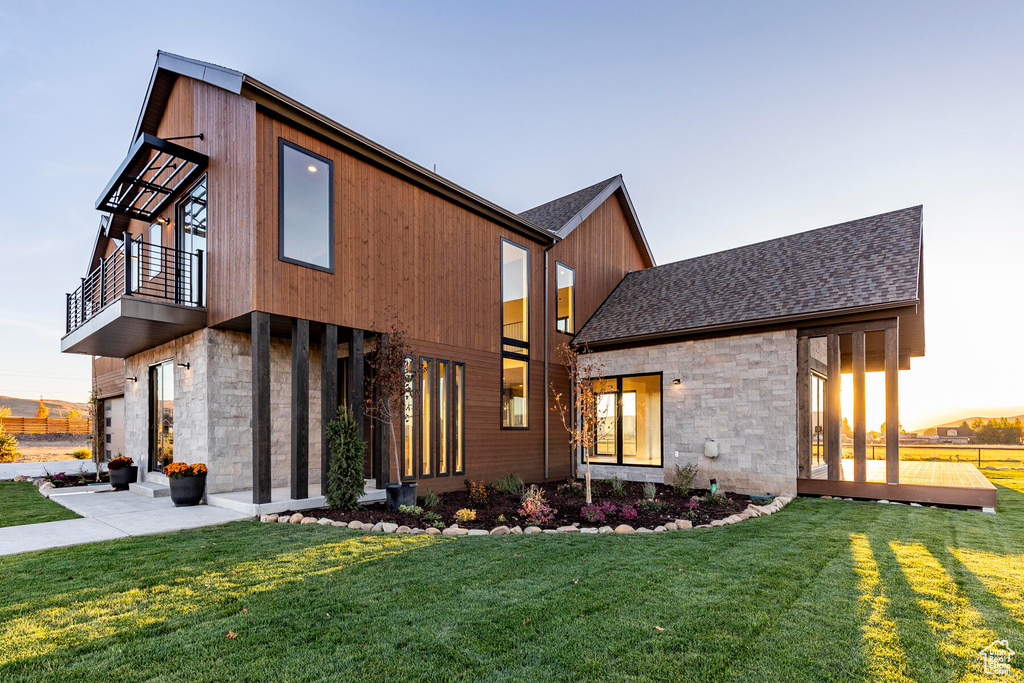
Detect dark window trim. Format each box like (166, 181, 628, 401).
(453, 361, 466, 476)
(500, 354, 530, 431)
(147, 358, 174, 472)
(499, 237, 530, 348)
(175, 173, 208, 306)
(435, 359, 451, 477)
(400, 355, 417, 482)
(585, 372, 664, 468)
(418, 356, 435, 479)
(554, 260, 575, 335)
(500, 239, 530, 430)
(277, 138, 335, 273)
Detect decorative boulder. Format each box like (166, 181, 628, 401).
(490, 526, 510, 536)
(524, 526, 542, 534)
(288, 513, 304, 524)
(317, 517, 333, 525)
(613, 524, 635, 534)
(300, 517, 319, 524)
(425, 527, 441, 535)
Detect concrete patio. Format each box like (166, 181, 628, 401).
(0, 487, 250, 556)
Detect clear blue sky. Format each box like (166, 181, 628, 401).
(0, 1, 1021, 429)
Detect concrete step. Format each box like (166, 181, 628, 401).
(129, 481, 171, 498)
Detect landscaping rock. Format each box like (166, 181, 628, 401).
(300, 517, 319, 524)
(490, 526, 510, 536)
(511, 526, 523, 535)
(317, 517, 333, 525)
(442, 527, 468, 536)
(32, 478, 44, 486)
(581, 527, 598, 534)
(332, 521, 348, 527)
(910, 503, 922, 507)
(557, 525, 580, 533)
(709, 520, 726, 527)
(724, 515, 742, 524)
(39, 482, 55, 492)
(598, 526, 613, 534)
(410, 528, 425, 534)
(696, 524, 711, 528)
(288, 513, 305, 524)
(425, 527, 441, 535)
(381, 522, 399, 533)
(396, 525, 412, 534)
(264, 514, 280, 523)
(348, 519, 363, 528)
(654, 526, 666, 532)
(278, 516, 290, 524)
(613, 524, 635, 534)
(676, 520, 693, 529)
(877, 500, 889, 505)
(664, 522, 677, 531)
(524, 526, 542, 534)
(468, 529, 488, 536)
(13, 475, 28, 482)
(543, 529, 559, 534)
(637, 527, 653, 533)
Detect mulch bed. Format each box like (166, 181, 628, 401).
(45, 472, 110, 488)
(285, 480, 750, 530)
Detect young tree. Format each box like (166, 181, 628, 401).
(88, 390, 103, 481)
(324, 406, 366, 509)
(0, 406, 12, 417)
(551, 342, 606, 505)
(365, 320, 412, 484)
(35, 398, 49, 419)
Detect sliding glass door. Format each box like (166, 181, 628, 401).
(149, 360, 174, 471)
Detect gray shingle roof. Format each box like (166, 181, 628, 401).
(575, 206, 923, 345)
(519, 176, 619, 233)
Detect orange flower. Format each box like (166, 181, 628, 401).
(163, 462, 207, 478)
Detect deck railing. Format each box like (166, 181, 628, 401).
(65, 240, 203, 334)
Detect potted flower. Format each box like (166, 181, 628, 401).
(163, 462, 208, 506)
(107, 455, 138, 491)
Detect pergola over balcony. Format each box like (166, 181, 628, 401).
(95, 133, 207, 222)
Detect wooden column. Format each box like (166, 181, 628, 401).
(852, 330, 867, 482)
(251, 311, 271, 505)
(796, 335, 812, 478)
(885, 322, 900, 484)
(348, 328, 366, 444)
(320, 324, 338, 487)
(291, 318, 309, 500)
(826, 333, 842, 481)
(374, 334, 391, 489)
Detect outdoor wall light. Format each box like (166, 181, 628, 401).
(672, 379, 681, 385)
(176, 362, 190, 370)
(156, 216, 170, 225)
(126, 376, 137, 383)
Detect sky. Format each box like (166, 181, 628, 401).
(0, 1, 1021, 430)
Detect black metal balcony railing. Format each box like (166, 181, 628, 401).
(65, 240, 204, 334)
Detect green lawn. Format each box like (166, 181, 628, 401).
(0, 481, 80, 527)
(2, 475, 1023, 682)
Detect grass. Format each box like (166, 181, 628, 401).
(1, 475, 1023, 682)
(0, 481, 80, 527)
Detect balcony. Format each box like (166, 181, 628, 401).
(61, 240, 207, 357)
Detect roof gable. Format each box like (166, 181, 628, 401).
(575, 206, 924, 346)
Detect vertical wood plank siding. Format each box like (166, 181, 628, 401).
(852, 330, 867, 481)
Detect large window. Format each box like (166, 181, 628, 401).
(176, 176, 207, 306)
(148, 224, 162, 277)
(556, 262, 575, 334)
(501, 239, 529, 428)
(588, 374, 662, 467)
(149, 360, 175, 470)
(279, 139, 333, 272)
(403, 357, 465, 479)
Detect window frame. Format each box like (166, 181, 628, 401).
(147, 358, 175, 472)
(148, 223, 162, 278)
(418, 356, 435, 479)
(400, 355, 417, 482)
(401, 357, 467, 479)
(555, 261, 575, 335)
(452, 361, 466, 476)
(500, 238, 530, 430)
(277, 138, 335, 274)
(436, 359, 451, 477)
(585, 372, 664, 468)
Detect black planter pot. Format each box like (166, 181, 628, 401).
(108, 466, 138, 491)
(384, 482, 419, 511)
(169, 475, 207, 507)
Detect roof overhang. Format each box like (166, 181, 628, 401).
(95, 133, 208, 223)
(60, 296, 207, 357)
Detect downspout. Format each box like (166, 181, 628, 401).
(543, 246, 552, 480)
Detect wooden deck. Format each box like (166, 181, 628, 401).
(798, 459, 997, 508)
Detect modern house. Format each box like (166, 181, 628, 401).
(61, 52, 995, 511)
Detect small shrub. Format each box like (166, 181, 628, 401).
(454, 508, 476, 523)
(636, 498, 666, 513)
(607, 475, 626, 497)
(519, 485, 556, 524)
(398, 504, 423, 515)
(557, 479, 585, 496)
(642, 482, 658, 500)
(497, 514, 507, 524)
(619, 505, 638, 520)
(684, 497, 700, 518)
(71, 447, 92, 460)
(420, 511, 444, 529)
(491, 472, 525, 496)
(581, 501, 617, 523)
(465, 480, 489, 506)
(700, 492, 732, 507)
(421, 487, 440, 509)
(0, 424, 20, 463)
(324, 406, 366, 510)
(35, 398, 49, 419)
(667, 463, 698, 496)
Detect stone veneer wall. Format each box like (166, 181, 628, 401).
(124, 328, 322, 494)
(586, 330, 798, 497)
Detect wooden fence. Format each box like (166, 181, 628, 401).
(0, 417, 93, 435)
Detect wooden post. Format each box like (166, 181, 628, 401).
(852, 330, 867, 482)
(796, 335, 811, 478)
(251, 312, 271, 505)
(885, 323, 900, 484)
(320, 324, 338, 489)
(826, 333, 842, 481)
(291, 318, 310, 500)
(348, 329, 366, 443)
(374, 334, 391, 490)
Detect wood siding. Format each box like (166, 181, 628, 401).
(92, 356, 125, 399)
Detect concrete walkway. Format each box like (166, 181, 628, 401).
(0, 488, 251, 556)
(0, 459, 106, 480)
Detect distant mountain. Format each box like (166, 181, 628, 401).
(917, 414, 1024, 435)
(0, 396, 90, 418)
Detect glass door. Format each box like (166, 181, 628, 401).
(176, 177, 207, 306)
(149, 360, 174, 471)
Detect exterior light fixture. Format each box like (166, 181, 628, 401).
(672, 379, 681, 385)
(307, 165, 317, 173)
(156, 216, 169, 225)
(176, 362, 190, 370)
(126, 376, 138, 383)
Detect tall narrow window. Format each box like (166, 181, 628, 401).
(501, 239, 529, 428)
(130, 235, 142, 292)
(593, 378, 618, 463)
(149, 360, 174, 471)
(279, 139, 333, 272)
(176, 176, 207, 306)
(438, 361, 449, 475)
(453, 362, 465, 474)
(420, 358, 433, 476)
(556, 262, 575, 334)
(402, 356, 415, 479)
(148, 224, 162, 278)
